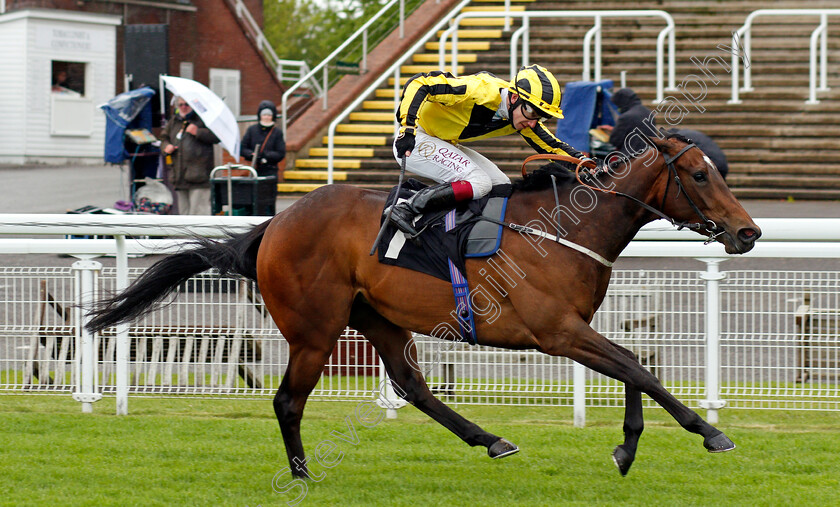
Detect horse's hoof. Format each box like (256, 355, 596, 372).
(612, 445, 634, 476)
(704, 432, 736, 453)
(488, 438, 519, 459)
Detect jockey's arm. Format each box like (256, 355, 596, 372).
(397, 72, 469, 129)
(520, 122, 585, 159)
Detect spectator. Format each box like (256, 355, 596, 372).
(240, 100, 286, 178)
(239, 100, 285, 216)
(609, 88, 659, 156)
(389, 65, 590, 236)
(160, 96, 219, 215)
(668, 128, 729, 180)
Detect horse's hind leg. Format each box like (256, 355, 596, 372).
(273, 340, 337, 479)
(350, 302, 517, 458)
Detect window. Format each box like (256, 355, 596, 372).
(209, 68, 240, 117)
(179, 62, 194, 80)
(51, 61, 86, 96)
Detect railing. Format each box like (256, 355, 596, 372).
(439, 10, 676, 103)
(2, 215, 840, 423)
(325, 0, 474, 182)
(729, 9, 840, 104)
(281, 0, 418, 136)
(224, 0, 319, 93)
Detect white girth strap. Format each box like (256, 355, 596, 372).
(506, 223, 615, 267)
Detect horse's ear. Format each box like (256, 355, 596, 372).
(644, 128, 670, 151)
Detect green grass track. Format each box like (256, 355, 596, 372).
(1, 396, 838, 506)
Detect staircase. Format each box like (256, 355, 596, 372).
(286, 0, 840, 200)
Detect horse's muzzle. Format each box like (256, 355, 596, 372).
(725, 226, 761, 254)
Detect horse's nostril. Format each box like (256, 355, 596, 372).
(738, 228, 760, 243)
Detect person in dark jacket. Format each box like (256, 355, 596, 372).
(609, 88, 659, 157)
(240, 100, 286, 178)
(239, 100, 285, 215)
(160, 96, 220, 215)
(669, 128, 729, 180)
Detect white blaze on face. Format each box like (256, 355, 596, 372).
(703, 154, 717, 172)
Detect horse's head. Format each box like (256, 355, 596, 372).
(646, 134, 761, 254)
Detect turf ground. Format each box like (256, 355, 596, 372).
(1, 395, 838, 506)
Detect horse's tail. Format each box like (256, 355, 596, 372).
(85, 220, 272, 334)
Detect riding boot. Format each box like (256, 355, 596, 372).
(388, 183, 459, 236)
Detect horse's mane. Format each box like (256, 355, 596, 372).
(511, 160, 603, 193)
(512, 132, 692, 193)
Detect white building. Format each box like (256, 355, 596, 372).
(0, 9, 120, 164)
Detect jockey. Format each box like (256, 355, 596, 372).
(389, 64, 590, 236)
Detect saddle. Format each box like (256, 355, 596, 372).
(377, 179, 511, 282)
(377, 180, 511, 345)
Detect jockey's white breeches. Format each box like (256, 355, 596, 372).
(392, 129, 511, 199)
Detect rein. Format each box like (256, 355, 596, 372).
(520, 148, 724, 244)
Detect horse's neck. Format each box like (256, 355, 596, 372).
(514, 163, 663, 263)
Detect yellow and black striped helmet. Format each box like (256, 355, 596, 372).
(509, 65, 564, 119)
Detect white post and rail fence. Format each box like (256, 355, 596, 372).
(2, 215, 840, 424)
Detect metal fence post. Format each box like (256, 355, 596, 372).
(115, 236, 129, 415)
(698, 258, 727, 424)
(376, 360, 406, 419)
(573, 361, 586, 427)
(72, 260, 103, 413)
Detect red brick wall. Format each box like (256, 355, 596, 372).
(191, 0, 283, 117)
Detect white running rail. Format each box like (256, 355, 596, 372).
(439, 10, 676, 103)
(3, 216, 840, 421)
(729, 9, 840, 104)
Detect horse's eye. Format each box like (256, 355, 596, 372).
(693, 171, 707, 183)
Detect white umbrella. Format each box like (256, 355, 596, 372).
(160, 76, 240, 160)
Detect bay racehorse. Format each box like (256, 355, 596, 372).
(86, 133, 760, 476)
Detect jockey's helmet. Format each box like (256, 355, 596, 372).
(508, 65, 564, 119)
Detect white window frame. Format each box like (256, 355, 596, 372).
(209, 68, 240, 117)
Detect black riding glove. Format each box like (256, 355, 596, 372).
(395, 127, 416, 158)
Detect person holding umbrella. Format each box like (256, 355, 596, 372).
(160, 96, 220, 215)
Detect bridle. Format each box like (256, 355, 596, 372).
(520, 143, 725, 244)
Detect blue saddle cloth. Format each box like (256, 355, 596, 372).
(377, 179, 511, 282)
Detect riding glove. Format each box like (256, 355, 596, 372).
(395, 127, 416, 158)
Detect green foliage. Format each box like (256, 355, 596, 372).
(2, 396, 840, 506)
(263, 0, 424, 67)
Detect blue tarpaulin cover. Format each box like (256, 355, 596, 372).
(555, 80, 617, 154)
(100, 87, 156, 164)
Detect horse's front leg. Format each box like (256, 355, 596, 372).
(610, 343, 644, 476)
(543, 320, 734, 474)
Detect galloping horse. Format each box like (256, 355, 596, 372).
(87, 133, 760, 476)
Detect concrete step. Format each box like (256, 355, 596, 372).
(308, 147, 374, 158)
(727, 174, 840, 189)
(295, 158, 361, 169)
(731, 187, 840, 200)
(413, 53, 477, 63)
(435, 29, 503, 39)
(284, 170, 347, 181)
(337, 124, 395, 134)
(320, 135, 388, 146)
(277, 183, 326, 194)
(425, 41, 491, 51)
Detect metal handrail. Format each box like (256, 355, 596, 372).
(281, 0, 408, 136)
(729, 9, 840, 104)
(224, 0, 321, 99)
(325, 0, 474, 182)
(439, 10, 676, 103)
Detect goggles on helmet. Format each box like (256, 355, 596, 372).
(519, 101, 551, 122)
